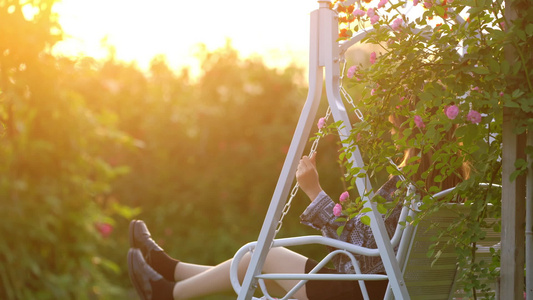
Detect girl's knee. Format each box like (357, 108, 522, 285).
(237, 252, 252, 282)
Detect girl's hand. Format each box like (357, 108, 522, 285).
(296, 152, 323, 201)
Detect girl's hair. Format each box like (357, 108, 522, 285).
(389, 112, 470, 192)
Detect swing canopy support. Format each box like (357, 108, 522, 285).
(233, 0, 519, 299)
(235, 1, 409, 299)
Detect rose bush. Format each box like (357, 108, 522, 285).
(328, 0, 532, 297)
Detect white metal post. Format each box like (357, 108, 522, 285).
(238, 2, 410, 299)
(526, 129, 532, 300)
(319, 3, 410, 299)
(236, 7, 324, 300)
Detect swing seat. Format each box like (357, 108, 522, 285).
(231, 186, 501, 300)
(400, 203, 500, 300)
(400, 206, 463, 300)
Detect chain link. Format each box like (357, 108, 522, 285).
(274, 107, 332, 236)
(339, 59, 365, 122)
(274, 57, 365, 236)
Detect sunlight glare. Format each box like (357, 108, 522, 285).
(53, 0, 319, 74)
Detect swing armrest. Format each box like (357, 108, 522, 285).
(271, 235, 382, 256)
(230, 236, 383, 297)
(255, 273, 388, 281)
(231, 242, 383, 300)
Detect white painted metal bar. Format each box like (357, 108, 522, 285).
(256, 274, 389, 281)
(319, 2, 411, 298)
(236, 6, 324, 300)
(339, 28, 375, 55)
(258, 249, 364, 300)
(237, 1, 409, 299)
(232, 238, 388, 298)
(527, 130, 533, 300)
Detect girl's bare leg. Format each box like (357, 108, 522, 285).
(172, 247, 309, 300)
(174, 262, 212, 281)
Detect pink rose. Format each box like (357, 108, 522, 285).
(444, 105, 459, 120)
(367, 8, 375, 18)
(339, 191, 349, 202)
(391, 18, 403, 31)
(347, 65, 357, 78)
(353, 9, 366, 17)
(466, 110, 482, 124)
(317, 117, 326, 129)
(96, 223, 113, 238)
(370, 52, 377, 64)
(371, 89, 376, 96)
(378, 0, 388, 8)
(333, 203, 343, 217)
(370, 15, 380, 24)
(413, 0, 419, 5)
(499, 91, 504, 97)
(414, 115, 425, 128)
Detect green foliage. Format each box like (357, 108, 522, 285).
(1, 1, 341, 298)
(332, 0, 532, 297)
(0, 0, 137, 298)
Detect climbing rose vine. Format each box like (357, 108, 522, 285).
(328, 0, 532, 298)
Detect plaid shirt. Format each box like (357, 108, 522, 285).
(300, 176, 402, 274)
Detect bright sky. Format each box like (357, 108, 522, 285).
(53, 0, 320, 74)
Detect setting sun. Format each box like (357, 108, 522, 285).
(53, 0, 319, 73)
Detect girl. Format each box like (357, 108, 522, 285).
(127, 151, 414, 300)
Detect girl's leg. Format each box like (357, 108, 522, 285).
(172, 247, 309, 300)
(174, 262, 212, 281)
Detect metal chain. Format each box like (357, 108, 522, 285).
(274, 107, 332, 237)
(340, 60, 400, 176)
(274, 58, 365, 236)
(339, 58, 365, 122)
(340, 58, 400, 181)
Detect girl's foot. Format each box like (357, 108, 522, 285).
(129, 220, 180, 281)
(127, 248, 175, 300)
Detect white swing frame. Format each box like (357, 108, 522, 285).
(231, 1, 480, 299)
(233, 1, 407, 299)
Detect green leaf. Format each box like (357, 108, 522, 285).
(337, 225, 345, 237)
(525, 145, 533, 156)
(512, 61, 522, 75)
(427, 248, 435, 258)
(419, 91, 433, 102)
(377, 203, 387, 214)
(488, 58, 500, 73)
(386, 165, 401, 175)
(435, 6, 446, 17)
(472, 66, 489, 74)
(434, 175, 443, 183)
(504, 100, 520, 108)
(512, 89, 525, 99)
(516, 29, 527, 41)
(101, 258, 121, 274)
(360, 207, 373, 214)
(463, 124, 479, 146)
(501, 60, 510, 74)
(360, 215, 371, 226)
(526, 23, 533, 36)
(417, 17, 427, 26)
(510, 169, 522, 182)
(514, 158, 527, 169)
